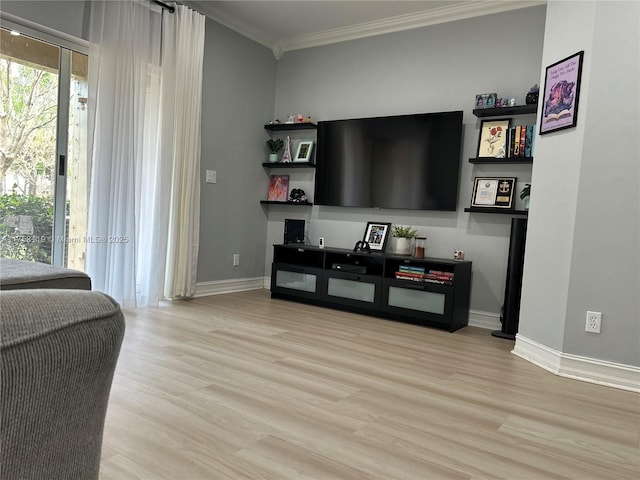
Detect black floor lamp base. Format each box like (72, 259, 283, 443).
(491, 330, 516, 340)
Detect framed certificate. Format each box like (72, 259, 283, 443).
(471, 177, 516, 209)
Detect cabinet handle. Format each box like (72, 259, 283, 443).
(288, 267, 305, 273)
(401, 282, 427, 291)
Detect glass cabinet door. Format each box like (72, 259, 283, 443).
(275, 269, 318, 293)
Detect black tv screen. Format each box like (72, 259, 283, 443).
(315, 111, 463, 211)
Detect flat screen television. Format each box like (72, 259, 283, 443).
(314, 111, 463, 211)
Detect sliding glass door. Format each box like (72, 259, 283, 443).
(0, 27, 88, 268)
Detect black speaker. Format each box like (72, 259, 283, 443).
(284, 219, 305, 244)
(493, 218, 528, 340)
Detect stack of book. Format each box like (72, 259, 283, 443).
(507, 124, 536, 158)
(395, 266, 454, 285)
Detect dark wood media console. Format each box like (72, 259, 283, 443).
(270, 244, 472, 332)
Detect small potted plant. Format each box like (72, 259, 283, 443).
(392, 225, 417, 255)
(266, 138, 284, 162)
(520, 183, 531, 209)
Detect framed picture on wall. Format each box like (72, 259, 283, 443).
(477, 119, 510, 158)
(362, 222, 391, 251)
(471, 177, 516, 209)
(267, 175, 289, 202)
(294, 140, 314, 163)
(540, 50, 584, 135)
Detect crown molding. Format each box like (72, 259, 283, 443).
(186, 0, 545, 60)
(273, 0, 546, 58)
(184, 0, 275, 50)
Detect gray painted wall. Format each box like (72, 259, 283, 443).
(268, 6, 547, 315)
(197, 18, 276, 282)
(520, 1, 639, 366)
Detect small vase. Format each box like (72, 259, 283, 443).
(524, 197, 530, 210)
(268, 153, 278, 163)
(394, 237, 412, 255)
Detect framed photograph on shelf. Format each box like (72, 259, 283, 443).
(540, 50, 584, 135)
(471, 177, 516, 209)
(267, 174, 289, 202)
(477, 119, 510, 158)
(474, 92, 497, 109)
(294, 140, 314, 163)
(362, 222, 391, 251)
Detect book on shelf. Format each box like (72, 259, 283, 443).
(428, 270, 454, 279)
(394, 273, 453, 285)
(513, 125, 521, 156)
(424, 278, 454, 286)
(398, 265, 426, 274)
(395, 270, 454, 285)
(506, 124, 536, 158)
(524, 125, 533, 157)
(395, 271, 428, 279)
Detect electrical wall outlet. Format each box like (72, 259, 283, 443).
(205, 170, 216, 183)
(233, 253, 240, 266)
(585, 311, 602, 333)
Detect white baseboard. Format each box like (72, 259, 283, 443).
(468, 310, 501, 330)
(513, 334, 640, 393)
(193, 277, 266, 297)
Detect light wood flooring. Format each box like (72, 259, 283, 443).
(100, 289, 639, 479)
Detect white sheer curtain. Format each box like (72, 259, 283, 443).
(86, 1, 205, 307)
(161, 5, 205, 299)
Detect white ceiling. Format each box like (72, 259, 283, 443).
(182, 0, 545, 58)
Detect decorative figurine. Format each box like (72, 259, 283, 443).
(526, 84, 540, 105)
(281, 135, 292, 162)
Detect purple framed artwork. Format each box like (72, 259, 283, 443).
(539, 51, 584, 135)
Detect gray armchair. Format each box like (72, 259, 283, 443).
(0, 260, 125, 480)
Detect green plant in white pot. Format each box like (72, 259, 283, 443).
(520, 183, 531, 209)
(392, 225, 417, 255)
(266, 138, 284, 162)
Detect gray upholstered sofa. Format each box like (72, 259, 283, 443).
(0, 259, 125, 480)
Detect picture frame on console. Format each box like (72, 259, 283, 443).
(471, 177, 516, 209)
(477, 119, 510, 158)
(363, 222, 391, 251)
(294, 140, 314, 162)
